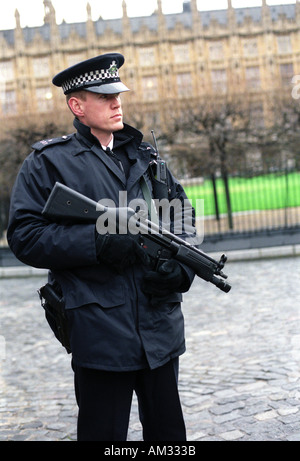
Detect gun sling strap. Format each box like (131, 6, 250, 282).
(140, 175, 159, 225)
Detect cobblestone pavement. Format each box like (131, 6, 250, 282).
(0, 256, 300, 441)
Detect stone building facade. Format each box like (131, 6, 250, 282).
(0, 0, 299, 128)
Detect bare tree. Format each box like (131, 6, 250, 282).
(159, 94, 252, 228)
(0, 115, 71, 236)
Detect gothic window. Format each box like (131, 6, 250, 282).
(173, 44, 190, 63)
(177, 73, 192, 97)
(280, 63, 294, 87)
(36, 87, 53, 112)
(211, 69, 227, 93)
(245, 66, 261, 89)
(33, 57, 50, 78)
(66, 54, 87, 67)
(243, 38, 258, 57)
(0, 61, 14, 83)
(209, 41, 224, 61)
(138, 48, 155, 67)
(0, 90, 17, 115)
(277, 35, 292, 54)
(142, 76, 158, 101)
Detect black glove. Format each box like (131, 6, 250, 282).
(95, 233, 149, 273)
(142, 259, 190, 297)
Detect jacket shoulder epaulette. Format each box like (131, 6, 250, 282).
(32, 135, 72, 152)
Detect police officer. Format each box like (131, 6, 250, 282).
(7, 53, 195, 441)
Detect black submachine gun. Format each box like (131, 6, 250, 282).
(42, 182, 232, 293)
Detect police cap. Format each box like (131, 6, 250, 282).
(52, 53, 130, 95)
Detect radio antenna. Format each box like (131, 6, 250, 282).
(151, 130, 160, 157)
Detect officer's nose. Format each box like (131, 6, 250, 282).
(111, 94, 121, 107)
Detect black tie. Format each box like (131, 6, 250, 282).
(106, 147, 124, 173)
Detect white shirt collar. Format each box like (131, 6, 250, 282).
(102, 135, 114, 151)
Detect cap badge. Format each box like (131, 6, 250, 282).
(108, 62, 118, 77)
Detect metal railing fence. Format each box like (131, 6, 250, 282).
(181, 168, 300, 237)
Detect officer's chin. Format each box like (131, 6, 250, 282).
(113, 121, 124, 132)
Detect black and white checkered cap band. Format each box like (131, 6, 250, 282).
(62, 63, 120, 93)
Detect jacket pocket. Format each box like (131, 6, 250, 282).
(51, 267, 125, 310)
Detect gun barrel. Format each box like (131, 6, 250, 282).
(211, 275, 231, 293)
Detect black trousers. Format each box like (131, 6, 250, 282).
(72, 359, 186, 441)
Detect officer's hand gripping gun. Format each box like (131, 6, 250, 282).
(42, 182, 232, 293)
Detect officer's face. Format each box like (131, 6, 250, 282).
(71, 91, 124, 142)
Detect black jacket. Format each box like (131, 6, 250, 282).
(7, 119, 195, 371)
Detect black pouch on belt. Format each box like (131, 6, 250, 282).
(38, 282, 71, 354)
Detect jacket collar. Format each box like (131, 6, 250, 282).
(72, 118, 149, 189)
(73, 118, 143, 155)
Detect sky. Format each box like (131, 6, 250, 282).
(0, 0, 296, 30)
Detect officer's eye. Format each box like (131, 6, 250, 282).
(99, 93, 120, 99)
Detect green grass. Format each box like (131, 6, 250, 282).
(183, 172, 300, 217)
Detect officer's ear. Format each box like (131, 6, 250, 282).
(67, 92, 86, 117)
(67, 97, 84, 117)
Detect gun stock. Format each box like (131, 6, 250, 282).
(43, 182, 102, 222)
